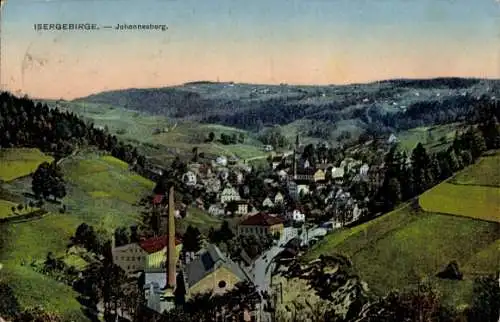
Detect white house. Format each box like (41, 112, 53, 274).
(220, 186, 241, 204)
(215, 156, 228, 167)
(264, 145, 274, 152)
(359, 164, 370, 177)
(262, 197, 274, 208)
(278, 170, 288, 180)
(208, 204, 225, 217)
(303, 159, 311, 169)
(182, 171, 197, 186)
(274, 192, 284, 205)
(287, 209, 305, 223)
(387, 134, 398, 144)
(331, 167, 345, 182)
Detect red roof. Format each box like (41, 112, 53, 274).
(139, 235, 182, 254)
(152, 194, 164, 205)
(239, 213, 284, 227)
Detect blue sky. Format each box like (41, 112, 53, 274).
(1, 0, 499, 98)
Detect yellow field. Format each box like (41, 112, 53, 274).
(0, 148, 54, 181)
(419, 183, 500, 222)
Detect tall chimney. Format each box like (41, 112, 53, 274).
(166, 184, 176, 289)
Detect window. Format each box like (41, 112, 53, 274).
(218, 280, 226, 288)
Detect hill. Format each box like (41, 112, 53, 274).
(303, 153, 500, 309)
(0, 151, 155, 320)
(73, 78, 500, 143)
(47, 100, 269, 164)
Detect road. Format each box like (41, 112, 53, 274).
(246, 228, 300, 322)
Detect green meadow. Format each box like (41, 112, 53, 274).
(0, 148, 54, 182)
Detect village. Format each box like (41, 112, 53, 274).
(109, 133, 398, 321)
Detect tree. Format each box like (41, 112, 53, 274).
(0, 282, 21, 318)
(31, 161, 66, 201)
(238, 132, 245, 143)
(208, 132, 215, 142)
(114, 227, 130, 247)
(468, 276, 500, 322)
(182, 225, 202, 254)
(14, 306, 62, 322)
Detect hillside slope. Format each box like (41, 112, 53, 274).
(303, 154, 500, 309)
(73, 78, 500, 141)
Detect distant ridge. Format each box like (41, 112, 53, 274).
(72, 77, 499, 141)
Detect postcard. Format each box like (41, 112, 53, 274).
(0, 1, 499, 322)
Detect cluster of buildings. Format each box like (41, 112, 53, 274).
(112, 186, 256, 317)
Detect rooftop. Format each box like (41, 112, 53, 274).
(139, 235, 183, 254)
(239, 212, 284, 227)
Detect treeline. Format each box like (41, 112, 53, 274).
(0, 92, 146, 167)
(372, 102, 500, 214)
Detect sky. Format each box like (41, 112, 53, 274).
(0, 0, 499, 99)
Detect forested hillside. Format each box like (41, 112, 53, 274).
(0, 92, 146, 167)
(74, 78, 500, 141)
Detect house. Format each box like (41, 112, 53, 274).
(331, 167, 345, 184)
(293, 168, 316, 182)
(215, 156, 228, 167)
(238, 213, 285, 237)
(220, 186, 241, 204)
(264, 145, 274, 152)
(185, 244, 250, 298)
(262, 197, 274, 208)
(359, 164, 370, 177)
(303, 159, 311, 169)
(112, 242, 148, 275)
(112, 235, 182, 275)
(230, 170, 244, 185)
(274, 192, 284, 205)
(143, 237, 183, 273)
(387, 134, 398, 144)
(208, 204, 225, 217)
(287, 209, 305, 223)
(277, 170, 288, 180)
(313, 169, 326, 182)
(287, 180, 310, 200)
(182, 171, 197, 186)
(234, 200, 250, 215)
(204, 178, 221, 193)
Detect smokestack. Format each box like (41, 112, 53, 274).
(166, 184, 176, 289)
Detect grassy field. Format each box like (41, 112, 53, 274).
(397, 123, 465, 153)
(55, 101, 267, 163)
(0, 199, 38, 219)
(451, 152, 500, 187)
(303, 205, 499, 308)
(0, 263, 86, 321)
(419, 183, 500, 222)
(178, 207, 222, 235)
(0, 212, 87, 321)
(59, 152, 155, 233)
(0, 148, 54, 182)
(304, 156, 500, 308)
(0, 151, 156, 320)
